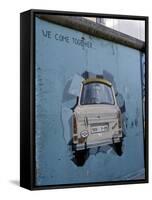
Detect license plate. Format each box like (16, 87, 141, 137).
(91, 124, 109, 134)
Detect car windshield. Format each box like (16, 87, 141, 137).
(80, 82, 114, 105)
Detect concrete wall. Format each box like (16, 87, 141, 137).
(35, 17, 145, 186)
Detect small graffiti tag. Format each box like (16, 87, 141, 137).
(42, 29, 93, 49)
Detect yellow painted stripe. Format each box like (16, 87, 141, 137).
(83, 78, 112, 86)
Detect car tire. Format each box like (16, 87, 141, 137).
(113, 140, 123, 156)
(73, 149, 89, 166)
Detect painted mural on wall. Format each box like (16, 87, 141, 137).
(35, 16, 145, 186)
(62, 71, 125, 166)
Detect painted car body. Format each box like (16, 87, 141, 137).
(72, 78, 122, 151)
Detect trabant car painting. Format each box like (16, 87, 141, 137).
(72, 78, 123, 165)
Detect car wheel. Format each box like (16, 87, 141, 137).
(73, 149, 89, 166)
(113, 140, 123, 156)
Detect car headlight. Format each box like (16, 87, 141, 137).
(80, 130, 89, 138)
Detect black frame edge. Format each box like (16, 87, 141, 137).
(28, 9, 149, 19)
(144, 16, 149, 183)
(20, 9, 149, 191)
(20, 10, 34, 190)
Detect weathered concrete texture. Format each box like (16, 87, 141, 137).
(35, 17, 145, 186)
(38, 14, 145, 51)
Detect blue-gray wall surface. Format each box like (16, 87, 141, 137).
(35, 17, 145, 186)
